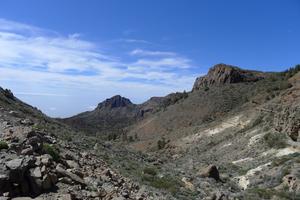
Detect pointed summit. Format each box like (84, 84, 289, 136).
(97, 95, 133, 109)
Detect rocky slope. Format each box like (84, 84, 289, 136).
(0, 89, 169, 200)
(64, 64, 300, 199)
(62, 93, 188, 139)
(62, 95, 140, 137)
(1, 64, 300, 200)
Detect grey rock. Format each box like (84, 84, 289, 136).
(66, 160, 80, 169)
(56, 164, 86, 186)
(21, 148, 34, 155)
(40, 154, 52, 166)
(30, 167, 42, 178)
(5, 158, 23, 170)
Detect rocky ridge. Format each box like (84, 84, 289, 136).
(193, 63, 267, 90)
(0, 90, 167, 200)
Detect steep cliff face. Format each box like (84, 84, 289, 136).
(193, 64, 267, 90)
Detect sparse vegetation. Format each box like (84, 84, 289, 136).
(0, 141, 8, 150)
(107, 133, 118, 141)
(42, 143, 60, 161)
(263, 132, 287, 149)
(282, 64, 300, 79)
(246, 187, 297, 200)
(157, 137, 167, 150)
(143, 167, 157, 176)
(142, 173, 182, 194)
(272, 153, 300, 167)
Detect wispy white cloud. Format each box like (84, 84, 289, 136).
(116, 38, 152, 44)
(130, 49, 176, 57)
(87, 105, 96, 110)
(133, 57, 191, 69)
(0, 18, 198, 116)
(15, 92, 70, 97)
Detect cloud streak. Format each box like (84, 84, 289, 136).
(130, 49, 176, 57)
(0, 18, 198, 116)
(15, 92, 70, 97)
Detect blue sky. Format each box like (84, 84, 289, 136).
(0, 0, 299, 117)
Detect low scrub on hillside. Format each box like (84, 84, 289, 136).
(42, 143, 60, 161)
(0, 140, 8, 150)
(263, 132, 287, 149)
(142, 173, 182, 194)
(282, 64, 300, 79)
(245, 187, 298, 200)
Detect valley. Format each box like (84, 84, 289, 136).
(0, 64, 299, 200)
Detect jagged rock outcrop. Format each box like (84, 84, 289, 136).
(193, 64, 266, 90)
(97, 95, 133, 109)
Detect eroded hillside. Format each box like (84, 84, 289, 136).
(0, 89, 170, 199)
(67, 64, 300, 199)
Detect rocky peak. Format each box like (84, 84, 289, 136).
(97, 95, 133, 109)
(0, 87, 15, 100)
(193, 63, 266, 90)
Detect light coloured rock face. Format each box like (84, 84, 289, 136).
(234, 162, 272, 190)
(276, 147, 299, 157)
(182, 113, 251, 145)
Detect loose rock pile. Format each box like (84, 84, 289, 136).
(0, 125, 151, 199)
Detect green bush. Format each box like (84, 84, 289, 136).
(0, 141, 8, 150)
(157, 137, 167, 150)
(42, 143, 60, 161)
(263, 132, 287, 149)
(143, 167, 157, 176)
(142, 174, 182, 194)
(247, 187, 297, 200)
(282, 64, 300, 79)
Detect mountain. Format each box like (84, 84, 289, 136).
(63, 63, 300, 199)
(193, 63, 267, 90)
(0, 88, 168, 199)
(1, 64, 300, 200)
(62, 92, 188, 139)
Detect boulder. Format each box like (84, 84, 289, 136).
(56, 164, 86, 186)
(5, 157, 35, 182)
(66, 160, 80, 169)
(40, 154, 52, 166)
(21, 148, 34, 156)
(30, 167, 42, 178)
(199, 165, 220, 181)
(5, 158, 24, 170)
